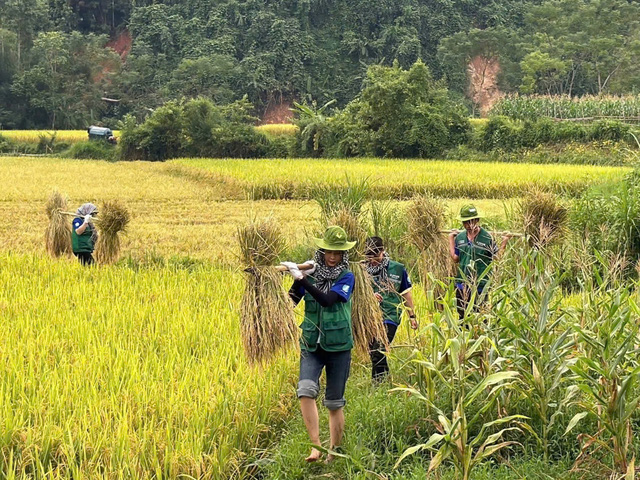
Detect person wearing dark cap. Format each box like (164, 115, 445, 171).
(364, 236, 417, 381)
(282, 226, 356, 463)
(448, 205, 511, 319)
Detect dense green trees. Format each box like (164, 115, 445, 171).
(0, 0, 639, 129)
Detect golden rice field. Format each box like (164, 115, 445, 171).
(1, 127, 290, 144)
(0, 155, 629, 479)
(0, 157, 521, 258)
(171, 157, 627, 199)
(0, 253, 299, 479)
(1, 131, 121, 144)
(255, 124, 298, 136)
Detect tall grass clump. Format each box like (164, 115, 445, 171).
(519, 190, 568, 249)
(94, 201, 130, 265)
(368, 200, 415, 268)
(572, 170, 640, 268)
(45, 190, 72, 257)
(407, 195, 452, 303)
(314, 176, 370, 223)
(238, 218, 297, 364)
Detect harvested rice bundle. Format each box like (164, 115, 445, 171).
(94, 201, 130, 264)
(407, 195, 453, 300)
(329, 208, 388, 356)
(239, 218, 297, 364)
(519, 190, 568, 249)
(45, 190, 72, 257)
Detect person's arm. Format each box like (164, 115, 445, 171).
(449, 232, 460, 262)
(401, 290, 418, 329)
(299, 278, 343, 308)
(498, 234, 511, 256)
(288, 280, 305, 306)
(398, 269, 417, 329)
(75, 215, 93, 235)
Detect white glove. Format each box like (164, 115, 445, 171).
(301, 260, 317, 276)
(83, 214, 93, 224)
(280, 262, 304, 281)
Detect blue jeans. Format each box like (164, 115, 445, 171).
(297, 348, 351, 410)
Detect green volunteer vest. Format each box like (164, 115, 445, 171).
(71, 218, 95, 253)
(455, 228, 495, 288)
(300, 270, 353, 353)
(371, 260, 407, 325)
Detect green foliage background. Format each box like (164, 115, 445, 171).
(1, 0, 640, 129)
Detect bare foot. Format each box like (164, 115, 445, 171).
(305, 448, 322, 463)
(324, 454, 336, 464)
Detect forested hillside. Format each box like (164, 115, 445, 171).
(1, 0, 639, 128)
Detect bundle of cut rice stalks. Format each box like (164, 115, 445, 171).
(95, 200, 130, 264)
(239, 218, 297, 365)
(329, 208, 388, 357)
(407, 195, 453, 303)
(519, 190, 568, 249)
(45, 190, 72, 257)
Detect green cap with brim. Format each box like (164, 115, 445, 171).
(314, 226, 356, 251)
(458, 204, 481, 222)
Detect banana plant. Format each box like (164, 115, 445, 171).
(393, 296, 525, 479)
(291, 99, 336, 153)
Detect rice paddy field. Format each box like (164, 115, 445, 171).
(1, 128, 294, 145)
(0, 131, 121, 144)
(0, 154, 636, 479)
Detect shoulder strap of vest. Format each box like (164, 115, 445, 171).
(387, 260, 405, 275)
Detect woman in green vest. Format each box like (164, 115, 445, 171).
(448, 205, 510, 319)
(282, 226, 356, 463)
(365, 236, 417, 381)
(72, 203, 98, 265)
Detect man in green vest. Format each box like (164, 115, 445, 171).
(448, 205, 511, 319)
(365, 236, 417, 381)
(283, 226, 356, 463)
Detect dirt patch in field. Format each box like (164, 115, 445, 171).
(107, 29, 132, 60)
(261, 100, 293, 124)
(468, 55, 502, 117)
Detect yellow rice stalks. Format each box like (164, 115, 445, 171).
(407, 195, 453, 301)
(45, 190, 72, 257)
(95, 201, 130, 264)
(239, 218, 297, 365)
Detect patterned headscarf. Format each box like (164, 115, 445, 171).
(366, 251, 390, 287)
(76, 203, 98, 242)
(76, 203, 98, 217)
(312, 249, 349, 293)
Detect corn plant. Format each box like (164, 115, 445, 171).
(492, 94, 640, 120)
(495, 254, 575, 461)
(393, 291, 525, 480)
(565, 267, 640, 476)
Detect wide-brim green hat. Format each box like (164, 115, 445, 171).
(313, 226, 356, 251)
(458, 204, 482, 222)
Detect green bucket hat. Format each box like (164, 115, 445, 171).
(458, 204, 481, 222)
(314, 226, 356, 251)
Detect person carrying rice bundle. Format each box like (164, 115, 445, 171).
(281, 226, 356, 464)
(448, 205, 511, 319)
(72, 203, 98, 266)
(364, 236, 417, 382)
